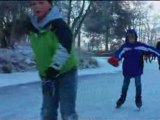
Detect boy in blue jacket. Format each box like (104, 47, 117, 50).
(108, 29, 160, 109)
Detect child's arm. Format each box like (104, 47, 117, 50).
(50, 18, 73, 70)
(108, 44, 131, 67)
(44, 19, 73, 78)
(114, 44, 131, 60)
(135, 43, 160, 57)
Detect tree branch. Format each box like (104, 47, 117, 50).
(71, 0, 85, 31)
(73, 1, 93, 40)
(67, 0, 72, 26)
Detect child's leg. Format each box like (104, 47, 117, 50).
(135, 76, 141, 97)
(59, 69, 78, 120)
(116, 77, 131, 108)
(121, 77, 131, 96)
(41, 79, 59, 120)
(158, 57, 160, 69)
(135, 76, 142, 108)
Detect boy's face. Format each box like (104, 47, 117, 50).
(128, 33, 136, 43)
(31, 1, 52, 20)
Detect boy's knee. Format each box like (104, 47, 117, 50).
(123, 80, 130, 87)
(62, 113, 78, 120)
(135, 82, 141, 87)
(41, 108, 57, 120)
(135, 79, 141, 85)
(60, 99, 77, 120)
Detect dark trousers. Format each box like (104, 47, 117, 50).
(158, 57, 160, 66)
(41, 69, 78, 120)
(121, 76, 142, 97)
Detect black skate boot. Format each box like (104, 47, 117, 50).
(116, 94, 126, 108)
(135, 95, 142, 109)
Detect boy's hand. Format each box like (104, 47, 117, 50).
(45, 67, 60, 80)
(108, 55, 119, 67)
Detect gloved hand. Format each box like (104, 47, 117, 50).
(45, 67, 60, 80)
(108, 55, 119, 67)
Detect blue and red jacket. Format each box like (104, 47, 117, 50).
(115, 29, 160, 78)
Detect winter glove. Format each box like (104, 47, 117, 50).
(45, 67, 60, 80)
(108, 55, 119, 67)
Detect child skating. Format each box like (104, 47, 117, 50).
(108, 29, 160, 109)
(21, 1, 78, 120)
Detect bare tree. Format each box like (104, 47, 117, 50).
(66, 0, 93, 48)
(0, 1, 92, 49)
(0, 1, 29, 48)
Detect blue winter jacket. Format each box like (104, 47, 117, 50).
(115, 29, 160, 78)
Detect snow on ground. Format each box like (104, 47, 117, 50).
(0, 71, 39, 87)
(0, 57, 122, 87)
(0, 57, 160, 120)
(77, 60, 160, 120)
(79, 57, 122, 75)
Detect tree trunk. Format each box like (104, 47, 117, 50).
(105, 32, 109, 52)
(67, 0, 72, 26)
(77, 30, 81, 49)
(0, 30, 7, 48)
(73, 1, 92, 40)
(71, 0, 85, 32)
